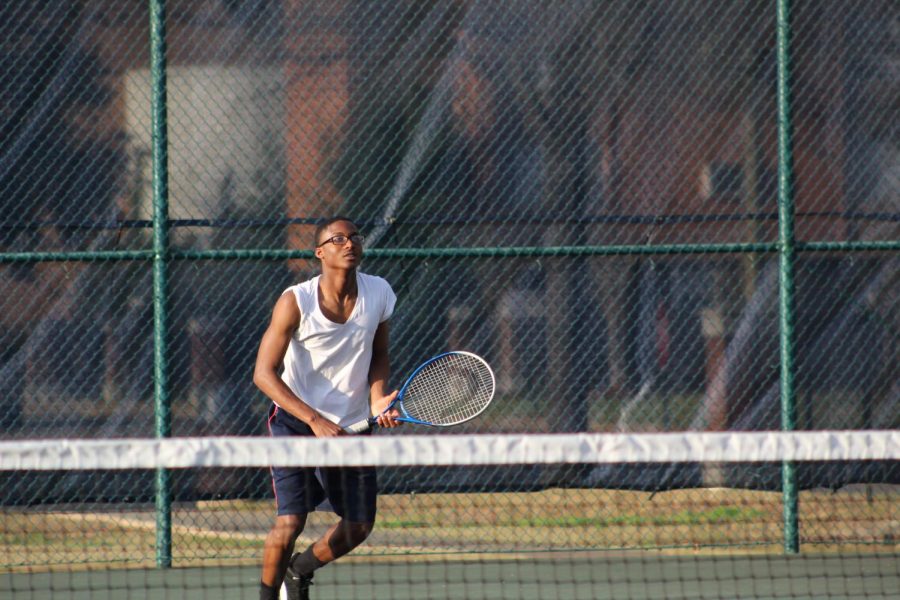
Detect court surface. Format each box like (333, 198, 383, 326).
(4, 553, 898, 599)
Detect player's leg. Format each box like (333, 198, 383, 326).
(260, 513, 307, 599)
(285, 520, 374, 600)
(285, 465, 378, 596)
(264, 469, 322, 600)
(264, 408, 327, 599)
(324, 518, 375, 557)
(292, 517, 374, 567)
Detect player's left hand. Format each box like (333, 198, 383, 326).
(373, 391, 401, 428)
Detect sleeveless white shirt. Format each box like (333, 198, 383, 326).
(279, 272, 396, 426)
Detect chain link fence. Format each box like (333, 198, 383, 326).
(0, 0, 897, 546)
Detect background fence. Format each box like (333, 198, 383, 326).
(1, 0, 897, 507)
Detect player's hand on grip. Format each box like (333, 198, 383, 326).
(373, 390, 401, 428)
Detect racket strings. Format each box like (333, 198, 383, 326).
(403, 354, 494, 425)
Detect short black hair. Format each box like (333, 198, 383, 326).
(314, 216, 358, 247)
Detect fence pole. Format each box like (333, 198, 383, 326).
(776, 0, 800, 555)
(149, 0, 172, 568)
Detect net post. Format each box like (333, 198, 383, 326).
(149, 0, 173, 569)
(776, 0, 799, 555)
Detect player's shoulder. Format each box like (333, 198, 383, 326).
(284, 276, 319, 296)
(279, 276, 319, 315)
(359, 271, 396, 321)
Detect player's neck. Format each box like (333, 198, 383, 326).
(319, 267, 358, 299)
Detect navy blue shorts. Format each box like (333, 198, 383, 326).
(267, 405, 378, 522)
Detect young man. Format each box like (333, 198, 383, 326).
(253, 217, 400, 600)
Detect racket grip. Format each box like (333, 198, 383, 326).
(344, 417, 376, 434)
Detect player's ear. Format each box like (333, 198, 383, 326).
(315, 246, 324, 260)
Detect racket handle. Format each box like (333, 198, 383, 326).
(344, 417, 376, 434)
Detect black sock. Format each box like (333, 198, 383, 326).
(258, 581, 277, 600)
(289, 543, 326, 576)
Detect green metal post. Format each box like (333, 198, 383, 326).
(776, 0, 800, 555)
(149, 0, 172, 568)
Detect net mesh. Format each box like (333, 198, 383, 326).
(0, 3, 897, 598)
(1, 431, 897, 599)
(1, 0, 897, 442)
(402, 352, 495, 425)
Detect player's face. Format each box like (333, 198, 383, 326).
(315, 221, 363, 268)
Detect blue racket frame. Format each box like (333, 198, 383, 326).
(345, 351, 494, 433)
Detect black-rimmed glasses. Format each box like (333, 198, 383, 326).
(317, 233, 364, 247)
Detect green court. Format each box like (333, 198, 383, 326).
(4, 553, 899, 600)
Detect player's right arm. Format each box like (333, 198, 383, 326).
(253, 292, 343, 437)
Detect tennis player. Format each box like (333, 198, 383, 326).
(253, 216, 400, 600)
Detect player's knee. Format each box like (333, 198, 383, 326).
(358, 520, 375, 540)
(270, 514, 305, 544)
(344, 520, 374, 545)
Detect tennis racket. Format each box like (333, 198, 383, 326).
(345, 351, 495, 433)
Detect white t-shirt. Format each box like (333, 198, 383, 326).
(278, 272, 396, 426)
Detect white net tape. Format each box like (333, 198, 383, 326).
(2, 431, 897, 471)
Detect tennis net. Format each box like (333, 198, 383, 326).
(1, 431, 898, 599)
